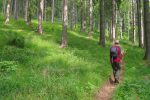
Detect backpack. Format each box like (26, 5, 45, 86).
(110, 46, 118, 59)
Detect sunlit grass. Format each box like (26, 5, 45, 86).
(0, 16, 149, 100)
(0, 17, 111, 100)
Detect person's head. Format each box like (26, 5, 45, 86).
(114, 40, 119, 45)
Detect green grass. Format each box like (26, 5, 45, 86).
(0, 16, 149, 100)
(0, 17, 111, 100)
(112, 41, 150, 100)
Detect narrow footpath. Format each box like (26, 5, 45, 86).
(95, 62, 125, 100)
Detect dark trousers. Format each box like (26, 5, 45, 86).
(111, 62, 121, 80)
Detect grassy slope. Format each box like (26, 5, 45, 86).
(0, 16, 149, 100)
(0, 16, 111, 100)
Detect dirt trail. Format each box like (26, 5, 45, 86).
(95, 63, 125, 100)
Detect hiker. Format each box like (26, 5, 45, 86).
(110, 40, 122, 84)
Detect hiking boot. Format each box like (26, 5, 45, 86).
(114, 79, 119, 84)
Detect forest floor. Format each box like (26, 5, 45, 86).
(0, 16, 150, 100)
(0, 17, 112, 100)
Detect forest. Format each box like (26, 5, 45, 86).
(0, 0, 150, 100)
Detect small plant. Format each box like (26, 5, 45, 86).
(0, 61, 18, 73)
(9, 36, 25, 48)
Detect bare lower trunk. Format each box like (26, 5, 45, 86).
(137, 0, 144, 48)
(27, 1, 32, 25)
(120, 18, 123, 39)
(144, 0, 150, 60)
(38, 0, 44, 34)
(132, 0, 136, 45)
(60, 0, 68, 48)
(2, 0, 7, 15)
(109, 22, 111, 40)
(128, 11, 130, 40)
(88, 0, 93, 37)
(5, 0, 11, 24)
(112, 0, 116, 41)
(122, 15, 125, 33)
(141, 9, 144, 47)
(24, 0, 29, 21)
(81, 14, 85, 32)
(70, 1, 75, 30)
(99, 0, 105, 47)
(14, 0, 18, 20)
(81, 0, 86, 32)
(51, 0, 54, 23)
(133, 13, 136, 44)
(44, 0, 47, 21)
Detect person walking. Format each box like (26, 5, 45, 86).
(110, 40, 122, 84)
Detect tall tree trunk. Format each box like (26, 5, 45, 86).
(75, 5, 78, 29)
(141, 7, 144, 47)
(128, 11, 130, 40)
(2, 0, 7, 15)
(81, 0, 86, 32)
(60, 0, 68, 48)
(118, 11, 123, 39)
(99, 0, 105, 47)
(24, 0, 28, 21)
(27, 1, 31, 25)
(120, 18, 123, 39)
(14, 0, 18, 20)
(70, 1, 75, 30)
(88, 0, 93, 37)
(143, 0, 150, 60)
(132, 0, 136, 44)
(51, 0, 54, 23)
(38, 0, 44, 34)
(19, 0, 24, 18)
(112, 0, 116, 41)
(110, 22, 112, 40)
(5, 0, 11, 24)
(122, 14, 125, 33)
(10, 0, 13, 15)
(137, 0, 144, 48)
(44, 0, 47, 21)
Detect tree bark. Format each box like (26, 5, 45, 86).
(141, 7, 144, 47)
(143, 0, 150, 60)
(27, 1, 31, 25)
(120, 18, 123, 39)
(132, 0, 136, 44)
(14, 0, 18, 20)
(44, 0, 47, 21)
(110, 22, 112, 40)
(38, 0, 44, 34)
(88, 0, 93, 37)
(137, 0, 144, 48)
(128, 11, 130, 40)
(60, 0, 68, 48)
(122, 15, 125, 33)
(112, 0, 116, 41)
(51, 0, 54, 23)
(99, 0, 105, 47)
(2, 0, 7, 15)
(24, 0, 29, 21)
(5, 0, 11, 24)
(70, 1, 75, 30)
(81, 0, 86, 32)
